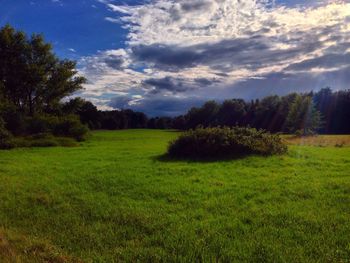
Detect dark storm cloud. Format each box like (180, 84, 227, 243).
(142, 77, 192, 94)
(325, 42, 350, 53)
(167, 0, 213, 22)
(108, 96, 133, 109)
(103, 55, 124, 69)
(229, 66, 350, 100)
(131, 38, 269, 71)
(286, 53, 350, 71)
(141, 76, 221, 94)
(181, 1, 212, 12)
(131, 45, 201, 70)
(194, 78, 220, 86)
(109, 96, 206, 117)
(131, 27, 341, 73)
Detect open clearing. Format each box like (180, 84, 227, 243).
(1, 130, 350, 262)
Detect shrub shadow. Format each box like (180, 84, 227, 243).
(153, 153, 249, 163)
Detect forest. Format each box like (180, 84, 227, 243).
(72, 88, 350, 134)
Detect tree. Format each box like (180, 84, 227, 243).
(285, 95, 322, 135)
(186, 101, 219, 128)
(62, 98, 101, 129)
(217, 99, 246, 127)
(172, 115, 186, 130)
(0, 24, 85, 116)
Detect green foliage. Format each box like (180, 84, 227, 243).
(0, 25, 88, 147)
(282, 95, 322, 135)
(53, 115, 89, 141)
(186, 101, 220, 128)
(0, 106, 26, 136)
(168, 127, 287, 159)
(169, 88, 350, 134)
(24, 115, 56, 135)
(0, 130, 350, 262)
(0, 24, 85, 116)
(27, 138, 59, 147)
(0, 117, 14, 149)
(217, 99, 246, 127)
(54, 137, 79, 147)
(11, 133, 78, 148)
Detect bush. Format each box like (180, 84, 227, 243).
(53, 115, 89, 141)
(168, 127, 287, 159)
(12, 133, 79, 148)
(55, 137, 79, 147)
(24, 115, 58, 135)
(0, 118, 15, 149)
(24, 115, 88, 141)
(29, 138, 59, 147)
(1, 110, 26, 136)
(0, 114, 88, 148)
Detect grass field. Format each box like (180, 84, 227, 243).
(283, 134, 350, 147)
(1, 130, 350, 262)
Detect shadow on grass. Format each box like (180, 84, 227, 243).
(153, 153, 249, 163)
(158, 129, 183, 133)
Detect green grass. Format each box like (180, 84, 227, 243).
(1, 130, 350, 262)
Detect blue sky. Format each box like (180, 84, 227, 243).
(1, 0, 350, 116)
(0, 0, 131, 57)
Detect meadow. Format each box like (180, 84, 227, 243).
(0, 130, 350, 262)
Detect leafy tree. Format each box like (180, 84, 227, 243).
(285, 95, 322, 135)
(252, 96, 282, 132)
(172, 115, 186, 130)
(217, 99, 246, 127)
(186, 101, 219, 128)
(0, 24, 85, 116)
(123, 110, 148, 129)
(62, 98, 101, 129)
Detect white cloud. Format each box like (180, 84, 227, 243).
(104, 17, 120, 23)
(51, 0, 63, 6)
(81, 0, 350, 114)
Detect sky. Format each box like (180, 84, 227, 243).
(1, 0, 350, 116)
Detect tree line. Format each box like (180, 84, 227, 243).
(1, 24, 350, 148)
(71, 88, 350, 135)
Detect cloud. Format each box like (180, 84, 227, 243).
(227, 66, 350, 99)
(104, 17, 120, 24)
(52, 0, 63, 6)
(143, 77, 193, 94)
(181, 1, 213, 12)
(131, 44, 201, 70)
(286, 53, 350, 72)
(109, 95, 206, 116)
(79, 0, 350, 115)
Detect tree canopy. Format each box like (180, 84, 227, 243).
(0, 24, 85, 116)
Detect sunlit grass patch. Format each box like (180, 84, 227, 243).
(0, 227, 82, 263)
(283, 134, 350, 147)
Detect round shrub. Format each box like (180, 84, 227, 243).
(168, 127, 287, 159)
